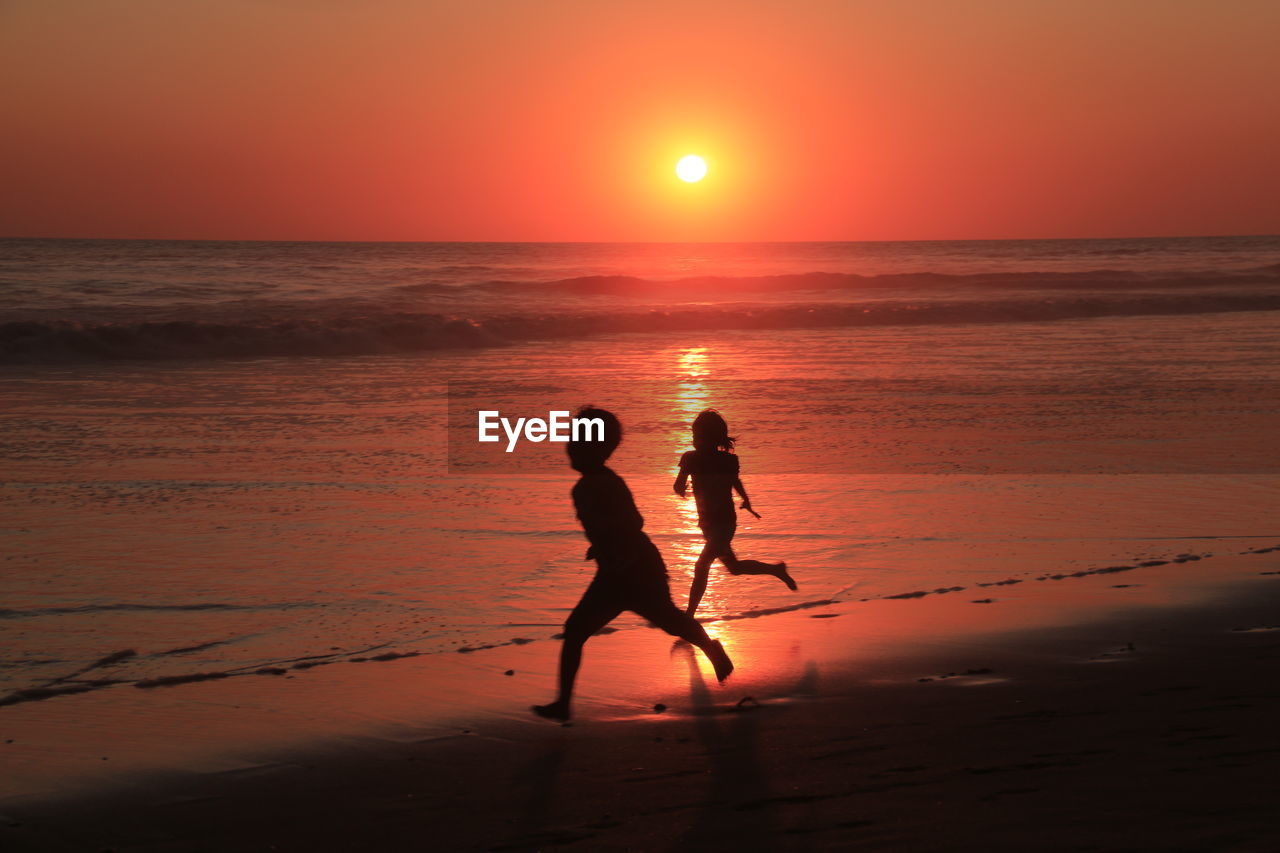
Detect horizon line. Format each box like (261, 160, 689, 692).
(3, 233, 1278, 246)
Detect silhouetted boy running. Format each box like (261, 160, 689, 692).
(533, 407, 733, 722)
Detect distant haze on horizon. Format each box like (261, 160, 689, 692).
(3, 0, 1278, 243)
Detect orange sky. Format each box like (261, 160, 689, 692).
(2, 0, 1278, 242)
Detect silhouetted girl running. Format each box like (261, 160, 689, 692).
(675, 410, 795, 617)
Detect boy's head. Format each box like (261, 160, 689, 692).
(567, 406, 621, 472)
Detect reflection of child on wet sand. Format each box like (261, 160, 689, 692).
(675, 410, 795, 618)
(533, 407, 733, 722)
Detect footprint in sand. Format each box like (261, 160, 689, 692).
(1088, 642, 1137, 662)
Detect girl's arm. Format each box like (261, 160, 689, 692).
(673, 463, 690, 496)
(733, 477, 762, 518)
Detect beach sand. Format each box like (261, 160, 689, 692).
(2, 550, 1277, 852)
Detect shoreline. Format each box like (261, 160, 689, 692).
(2, 552, 1277, 851)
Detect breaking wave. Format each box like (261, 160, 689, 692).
(4, 266, 1280, 364)
(457, 264, 1280, 296)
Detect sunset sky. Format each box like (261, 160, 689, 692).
(2, 0, 1278, 242)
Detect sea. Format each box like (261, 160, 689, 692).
(3, 236, 1280, 791)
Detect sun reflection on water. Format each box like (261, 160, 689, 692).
(667, 346, 735, 618)
(677, 346, 709, 378)
(672, 347, 712, 473)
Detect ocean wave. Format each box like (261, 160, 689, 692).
(0, 315, 500, 364)
(462, 264, 1280, 296)
(4, 288, 1280, 364)
(0, 602, 321, 619)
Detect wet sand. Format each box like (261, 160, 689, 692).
(2, 552, 1277, 852)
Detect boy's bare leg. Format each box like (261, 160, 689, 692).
(534, 585, 620, 721)
(644, 603, 734, 683)
(533, 635, 583, 721)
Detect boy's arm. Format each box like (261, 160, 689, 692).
(576, 475, 645, 562)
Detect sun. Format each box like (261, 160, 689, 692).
(675, 154, 708, 183)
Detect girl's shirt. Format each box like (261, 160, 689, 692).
(679, 449, 739, 521)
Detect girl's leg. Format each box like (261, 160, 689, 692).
(720, 547, 797, 590)
(685, 542, 718, 616)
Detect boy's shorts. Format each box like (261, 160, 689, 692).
(563, 542, 697, 640)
